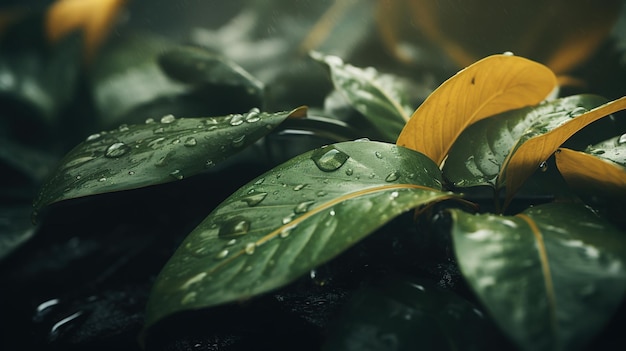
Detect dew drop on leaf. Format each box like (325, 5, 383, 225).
(155, 156, 168, 167)
(85, 133, 101, 142)
(215, 249, 229, 259)
(232, 135, 245, 148)
(244, 243, 256, 255)
(153, 127, 165, 134)
(345, 168, 353, 176)
(160, 114, 176, 124)
(118, 124, 129, 132)
(184, 137, 197, 147)
(294, 201, 315, 214)
(293, 184, 307, 191)
(282, 214, 295, 225)
(385, 171, 400, 182)
(104, 142, 130, 158)
(618, 133, 626, 145)
(311, 146, 350, 172)
(375, 151, 383, 159)
(539, 161, 548, 172)
(280, 225, 296, 238)
(254, 177, 265, 185)
(568, 106, 588, 118)
(169, 169, 184, 180)
(145, 118, 155, 124)
(218, 217, 251, 239)
(241, 192, 268, 207)
(245, 107, 261, 123)
(229, 114, 245, 126)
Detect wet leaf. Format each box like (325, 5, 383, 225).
(158, 46, 264, 100)
(443, 95, 608, 189)
(33, 107, 305, 212)
(450, 203, 626, 351)
(311, 51, 413, 142)
(323, 276, 501, 351)
(397, 54, 556, 166)
(556, 134, 626, 198)
(144, 141, 456, 330)
(501, 96, 626, 207)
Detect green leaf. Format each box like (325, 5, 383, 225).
(323, 276, 502, 351)
(33, 107, 305, 212)
(158, 46, 264, 97)
(450, 203, 626, 351)
(311, 51, 413, 142)
(443, 94, 608, 189)
(144, 140, 456, 330)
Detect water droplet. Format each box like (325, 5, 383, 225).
(502, 51, 514, 56)
(148, 137, 166, 148)
(282, 214, 295, 224)
(98, 177, 107, 182)
(311, 146, 349, 172)
(244, 243, 256, 255)
(118, 124, 129, 132)
(245, 107, 261, 122)
(205, 160, 214, 167)
(155, 156, 168, 167)
(280, 225, 296, 238)
(618, 133, 626, 145)
(329, 209, 336, 216)
(128, 171, 135, 175)
(184, 137, 197, 147)
(153, 127, 165, 134)
(293, 184, 307, 191)
(354, 137, 370, 142)
(317, 191, 327, 197)
(218, 217, 250, 239)
(215, 249, 229, 259)
(104, 142, 130, 158)
(345, 168, 354, 176)
(160, 114, 176, 124)
(75, 175, 81, 180)
(568, 106, 588, 118)
(232, 135, 245, 148)
(390, 191, 399, 199)
(294, 201, 315, 214)
(254, 178, 265, 185)
(50, 311, 84, 338)
(539, 161, 548, 172)
(86, 133, 101, 142)
(181, 292, 197, 305)
(171, 138, 181, 145)
(375, 151, 383, 159)
(170, 170, 184, 180)
(226, 239, 237, 246)
(145, 118, 155, 124)
(385, 171, 400, 182)
(229, 114, 245, 126)
(241, 192, 268, 206)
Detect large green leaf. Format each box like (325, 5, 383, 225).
(145, 141, 456, 329)
(443, 95, 608, 189)
(33, 107, 305, 212)
(450, 203, 626, 351)
(311, 51, 413, 142)
(323, 276, 502, 351)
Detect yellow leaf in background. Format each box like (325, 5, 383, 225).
(555, 148, 626, 198)
(396, 54, 556, 166)
(45, 0, 127, 61)
(502, 97, 626, 207)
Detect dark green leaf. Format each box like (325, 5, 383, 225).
(585, 133, 626, 167)
(33, 107, 305, 212)
(145, 141, 455, 329)
(311, 51, 413, 142)
(0, 205, 37, 262)
(443, 95, 608, 189)
(450, 203, 626, 351)
(323, 276, 502, 351)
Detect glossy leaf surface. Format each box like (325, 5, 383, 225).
(311, 51, 413, 141)
(443, 95, 608, 188)
(397, 54, 556, 166)
(145, 141, 455, 329)
(323, 276, 501, 351)
(502, 96, 626, 206)
(34, 107, 304, 211)
(450, 203, 626, 351)
(556, 134, 626, 197)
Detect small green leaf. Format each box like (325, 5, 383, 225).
(323, 276, 501, 351)
(33, 107, 305, 212)
(311, 51, 413, 142)
(443, 95, 608, 189)
(145, 141, 456, 330)
(450, 203, 626, 351)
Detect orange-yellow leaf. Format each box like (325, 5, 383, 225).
(396, 54, 556, 166)
(555, 148, 626, 198)
(45, 0, 127, 61)
(502, 97, 626, 207)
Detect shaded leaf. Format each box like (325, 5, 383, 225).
(443, 95, 608, 188)
(323, 276, 502, 351)
(311, 51, 413, 142)
(33, 107, 305, 212)
(450, 203, 626, 351)
(0, 205, 37, 262)
(397, 54, 556, 166)
(556, 135, 626, 198)
(158, 46, 264, 101)
(145, 141, 456, 330)
(502, 96, 626, 207)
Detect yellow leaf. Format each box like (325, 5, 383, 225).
(396, 54, 556, 166)
(555, 148, 626, 198)
(45, 0, 127, 62)
(502, 97, 626, 207)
